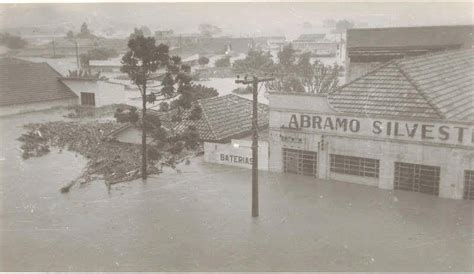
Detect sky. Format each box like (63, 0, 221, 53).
(0, 2, 473, 38)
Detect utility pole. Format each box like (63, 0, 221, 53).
(75, 40, 80, 69)
(235, 75, 274, 217)
(52, 38, 56, 58)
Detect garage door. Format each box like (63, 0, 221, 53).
(464, 170, 474, 200)
(394, 162, 440, 195)
(283, 148, 317, 177)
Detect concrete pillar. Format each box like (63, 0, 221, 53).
(268, 130, 283, 173)
(318, 147, 329, 180)
(379, 158, 395, 190)
(439, 162, 463, 200)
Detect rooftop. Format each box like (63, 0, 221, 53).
(175, 94, 269, 142)
(294, 33, 326, 42)
(0, 58, 78, 107)
(347, 25, 473, 52)
(328, 49, 474, 122)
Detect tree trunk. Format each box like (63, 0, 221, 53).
(141, 84, 147, 179)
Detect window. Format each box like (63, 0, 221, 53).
(283, 148, 317, 177)
(394, 162, 440, 196)
(464, 170, 474, 200)
(330, 154, 380, 178)
(80, 92, 95, 106)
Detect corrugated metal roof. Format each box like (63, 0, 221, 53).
(328, 49, 474, 121)
(0, 57, 78, 106)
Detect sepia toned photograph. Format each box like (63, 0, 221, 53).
(0, 0, 472, 272)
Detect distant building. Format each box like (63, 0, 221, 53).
(292, 33, 339, 57)
(154, 30, 174, 39)
(88, 57, 123, 73)
(0, 58, 78, 116)
(253, 36, 287, 51)
(345, 25, 474, 82)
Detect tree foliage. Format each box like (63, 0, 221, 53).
(198, 56, 210, 66)
(76, 22, 96, 39)
(335, 19, 354, 33)
(114, 106, 139, 124)
(121, 30, 170, 92)
(139, 26, 152, 37)
(233, 50, 275, 74)
(0, 33, 27, 49)
(66, 30, 74, 39)
(267, 45, 341, 94)
(215, 56, 231, 68)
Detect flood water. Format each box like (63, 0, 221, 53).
(1, 110, 472, 271)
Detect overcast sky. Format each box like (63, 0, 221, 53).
(1, 2, 473, 38)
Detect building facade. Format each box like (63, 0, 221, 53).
(268, 50, 474, 200)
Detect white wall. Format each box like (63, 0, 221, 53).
(204, 139, 269, 170)
(0, 98, 78, 117)
(62, 80, 127, 107)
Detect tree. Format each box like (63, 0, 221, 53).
(189, 106, 202, 120)
(335, 19, 354, 33)
(139, 26, 152, 37)
(215, 56, 230, 68)
(0, 33, 27, 49)
(114, 106, 139, 124)
(277, 44, 297, 69)
(233, 50, 275, 74)
(80, 22, 90, 35)
(87, 47, 119, 60)
(198, 24, 222, 37)
(198, 56, 210, 66)
(76, 22, 96, 39)
(267, 46, 340, 94)
(159, 102, 169, 112)
(66, 30, 74, 39)
(121, 29, 170, 179)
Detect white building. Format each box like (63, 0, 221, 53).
(268, 50, 474, 200)
(61, 78, 127, 107)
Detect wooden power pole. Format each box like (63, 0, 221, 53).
(235, 75, 274, 217)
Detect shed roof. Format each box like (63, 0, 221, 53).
(175, 94, 269, 142)
(0, 57, 78, 106)
(328, 49, 474, 122)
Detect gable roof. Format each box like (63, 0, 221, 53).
(328, 49, 474, 122)
(347, 25, 473, 57)
(175, 94, 269, 142)
(0, 57, 78, 106)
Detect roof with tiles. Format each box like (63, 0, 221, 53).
(328, 49, 474, 122)
(174, 94, 269, 142)
(0, 57, 78, 106)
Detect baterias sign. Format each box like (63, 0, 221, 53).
(286, 114, 474, 147)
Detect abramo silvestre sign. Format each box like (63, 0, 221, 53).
(283, 113, 474, 147)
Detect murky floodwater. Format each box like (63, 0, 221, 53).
(1, 110, 473, 271)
